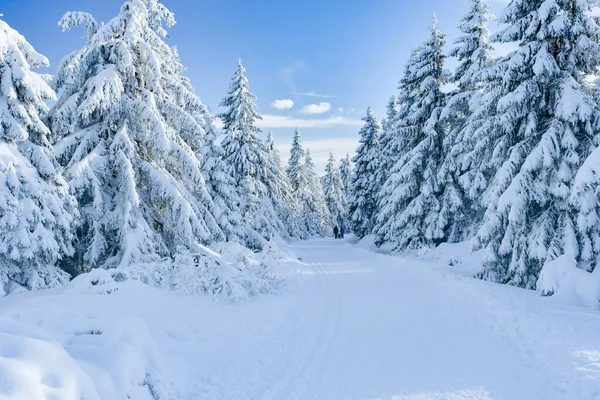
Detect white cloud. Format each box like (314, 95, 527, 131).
(296, 91, 336, 99)
(301, 102, 331, 115)
(338, 107, 344, 114)
(270, 99, 294, 110)
(257, 114, 362, 129)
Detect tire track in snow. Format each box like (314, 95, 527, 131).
(258, 254, 340, 400)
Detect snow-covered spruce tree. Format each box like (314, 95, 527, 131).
(286, 128, 315, 237)
(338, 153, 352, 195)
(268, 131, 304, 237)
(374, 95, 400, 196)
(471, 0, 600, 288)
(323, 153, 347, 226)
(266, 131, 283, 169)
(49, 1, 222, 270)
(198, 104, 264, 249)
(287, 128, 307, 192)
(0, 17, 76, 294)
(305, 149, 330, 234)
(436, 0, 495, 242)
(375, 16, 449, 250)
(374, 54, 424, 220)
(219, 60, 298, 239)
(348, 107, 381, 238)
(286, 130, 327, 236)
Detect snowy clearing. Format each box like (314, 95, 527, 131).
(1, 237, 600, 400)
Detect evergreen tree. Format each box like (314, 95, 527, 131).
(305, 149, 330, 234)
(218, 60, 296, 238)
(287, 128, 307, 192)
(376, 16, 449, 250)
(286, 129, 314, 237)
(471, 0, 600, 288)
(285, 130, 328, 236)
(374, 95, 400, 196)
(198, 105, 263, 249)
(436, 0, 495, 242)
(266, 131, 282, 169)
(323, 153, 347, 225)
(49, 1, 221, 269)
(0, 17, 76, 294)
(338, 154, 352, 195)
(348, 107, 381, 238)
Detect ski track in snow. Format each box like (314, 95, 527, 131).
(1, 237, 600, 400)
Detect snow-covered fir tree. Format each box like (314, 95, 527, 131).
(338, 154, 352, 195)
(198, 105, 263, 249)
(348, 107, 381, 238)
(287, 128, 307, 192)
(323, 153, 347, 226)
(374, 95, 400, 196)
(449, 0, 494, 90)
(266, 131, 282, 169)
(0, 17, 76, 294)
(285, 130, 326, 236)
(218, 60, 297, 238)
(436, 0, 495, 242)
(49, 0, 222, 270)
(376, 16, 449, 250)
(470, 0, 600, 288)
(305, 149, 330, 234)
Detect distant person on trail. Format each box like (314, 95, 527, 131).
(333, 226, 339, 239)
(340, 226, 345, 239)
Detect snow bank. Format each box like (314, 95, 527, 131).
(0, 277, 171, 400)
(363, 237, 600, 310)
(0, 320, 98, 400)
(537, 255, 600, 309)
(110, 241, 285, 302)
(356, 237, 485, 278)
(0, 239, 293, 400)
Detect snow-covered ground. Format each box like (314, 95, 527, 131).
(1, 237, 600, 400)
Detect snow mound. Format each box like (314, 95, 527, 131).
(0, 320, 98, 400)
(115, 242, 284, 302)
(0, 288, 170, 400)
(353, 233, 375, 247)
(537, 255, 600, 309)
(67, 269, 121, 295)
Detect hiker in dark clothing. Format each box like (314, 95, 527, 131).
(333, 226, 339, 239)
(340, 226, 345, 239)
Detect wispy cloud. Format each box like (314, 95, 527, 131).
(270, 99, 294, 110)
(278, 61, 336, 98)
(279, 60, 308, 94)
(296, 90, 336, 99)
(257, 114, 362, 129)
(301, 102, 331, 115)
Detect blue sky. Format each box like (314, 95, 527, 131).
(2, 0, 509, 171)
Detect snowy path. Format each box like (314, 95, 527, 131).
(246, 238, 600, 400)
(2, 238, 600, 400)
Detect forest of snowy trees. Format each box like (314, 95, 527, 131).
(347, 0, 600, 292)
(0, 0, 347, 297)
(2, 0, 600, 299)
